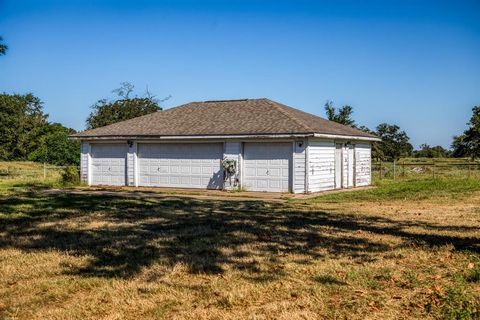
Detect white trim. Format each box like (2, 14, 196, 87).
(314, 133, 381, 142)
(134, 142, 139, 187)
(73, 133, 380, 142)
(291, 141, 295, 193)
(305, 140, 309, 193)
(240, 142, 244, 189)
(87, 143, 92, 186)
(72, 134, 314, 141)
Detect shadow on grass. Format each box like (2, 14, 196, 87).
(0, 191, 478, 279)
(314, 275, 348, 286)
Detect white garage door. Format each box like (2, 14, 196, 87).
(90, 144, 127, 186)
(138, 143, 223, 189)
(243, 142, 291, 192)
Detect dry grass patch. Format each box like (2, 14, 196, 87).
(0, 185, 479, 319)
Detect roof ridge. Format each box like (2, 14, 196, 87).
(202, 99, 249, 103)
(264, 99, 313, 132)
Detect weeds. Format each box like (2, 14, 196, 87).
(310, 178, 480, 203)
(441, 277, 480, 320)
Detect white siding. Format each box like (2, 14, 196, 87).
(342, 145, 349, 188)
(308, 139, 335, 192)
(80, 142, 89, 184)
(127, 142, 136, 186)
(223, 142, 241, 189)
(355, 143, 372, 186)
(293, 140, 306, 193)
(80, 138, 371, 192)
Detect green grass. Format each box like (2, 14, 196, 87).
(0, 161, 74, 190)
(372, 157, 480, 181)
(441, 277, 480, 320)
(309, 178, 480, 203)
(0, 161, 479, 319)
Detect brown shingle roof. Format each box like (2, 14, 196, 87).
(71, 98, 377, 139)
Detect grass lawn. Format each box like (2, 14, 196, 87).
(0, 176, 479, 319)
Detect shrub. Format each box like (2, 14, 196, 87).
(61, 166, 80, 185)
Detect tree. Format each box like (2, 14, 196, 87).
(28, 123, 80, 166)
(324, 100, 355, 127)
(0, 93, 79, 165)
(0, 36, 7, 55)
(452, 106, 480, 159)
(451, 135, 469, 158)
(358, 125, 384, 160)
(86, 82, 169, 129)
(0, 93, 47, 160)
(413, 144, 450, 158)
(375, 123, 413, 161)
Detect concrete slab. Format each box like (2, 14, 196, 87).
(43, 185, 375, 202)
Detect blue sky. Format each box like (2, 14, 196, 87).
(1, 0, 479, 148)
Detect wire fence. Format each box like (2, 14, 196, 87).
(0, 162, 79, 183)
(1, 160, 479, 185)
(372, 159, 480, 180)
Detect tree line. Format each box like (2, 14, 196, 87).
(0, 83, 163, 166)
(324, 101, 480, 161)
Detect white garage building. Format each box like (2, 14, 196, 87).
(71, 98, 379, 193)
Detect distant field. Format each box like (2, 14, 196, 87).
(0, 161, 479, 319)
(372, 157, 480, 181)
(0, 161, 64, 189)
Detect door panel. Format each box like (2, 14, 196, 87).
(243, 142, 291, 192)
(138, 143, 223, 189)
(90, 144, 127, 186)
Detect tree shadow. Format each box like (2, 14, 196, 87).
(0, 191, 478, 279)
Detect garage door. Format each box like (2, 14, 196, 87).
(138, 143, 223, 189)
(90, 144, 127, 186)
(243, 142, 291, 192)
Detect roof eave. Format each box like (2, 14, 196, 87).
(70, 132, 381, 142)
(69, 133, 316, 140)
(313, 133, 381, 142)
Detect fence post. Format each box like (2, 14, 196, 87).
(402, 160, 405, 177)
(43, 162, 46, 180)
(379, 161, 383, 180)
(393, 159, 396, 180)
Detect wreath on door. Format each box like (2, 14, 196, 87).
(222, 159, 237, 176)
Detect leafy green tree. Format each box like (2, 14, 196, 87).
(358, 125, 384, 160)
(413, 144, 451, 158)
(452, 106, 480, 159)
(375, 123, 413, 161)
(451, 135, 469, 158)
(0, 93, 47, 160)
(86, 82, 169, 129)
(0, 93, 79, 165)
(324, 100, 355, 127)
(0, 36, 7, 55)
(28, 123, 80, 165)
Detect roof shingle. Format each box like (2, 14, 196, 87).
(72, 98, 376, 139)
